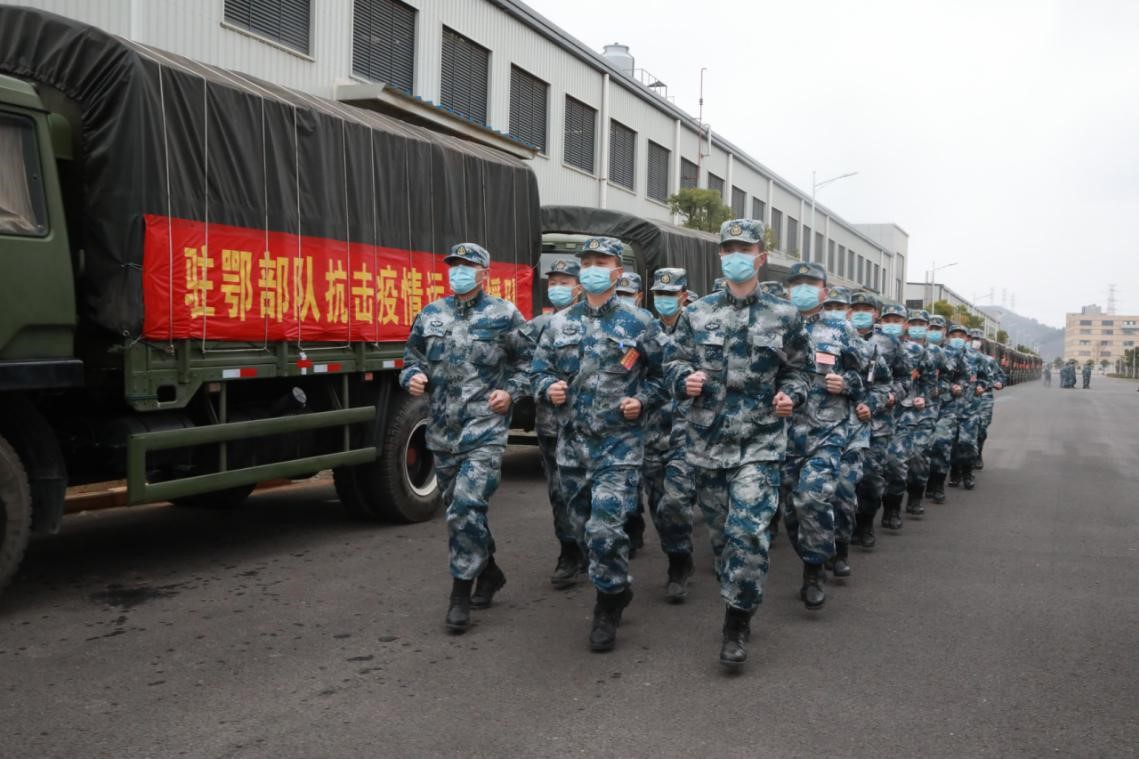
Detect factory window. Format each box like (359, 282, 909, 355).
(803, 225, 812, 260)
(857, 256, 864, 284)
(770, 208, 784, 249)
(707, 173, 725, 198)
(787, 217, 799, 255)
(732, 186, 747, 218)
(352, 0, 415, 92)
(837, 245, 846, 277)
(847, 249, 856, 279)
(509, 65, 548, 152)
(828, 240, 836, 273)
(1102, 329, 1114, 335)
(441, 27, 490, 124)
(563, 97, 596, 173)
(608, 120, 636, 190)
(815, 232, 824, 265)
(225, 0, 311, 54)
(1079, 329, 1090, 335)
(1125, 341, 1135, 347)
(680, 158, 699, 189)
(1078, 340, 1090, 345)
(874, 263, 881, 291)
(1101, 320, 1114, 326)
(647, 141, 670, 202)
(1078, 320, 1092, 325)
(1078, 351, 1090, 356)
(1123, 320, 1137, 326)
(753, 198, 766, 222)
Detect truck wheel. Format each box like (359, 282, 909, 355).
(170, 484, 256, 509)
(0, 435, 33, 595)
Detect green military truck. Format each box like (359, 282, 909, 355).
(0, 8, 540, 594)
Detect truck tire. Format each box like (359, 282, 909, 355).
(170, 484, 256, 509)
(0, 434, 33, 595)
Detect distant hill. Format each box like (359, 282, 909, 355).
(984, 307, 1065, 360)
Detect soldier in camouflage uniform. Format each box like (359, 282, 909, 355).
(759, 280, 787, 298)
(529, 258, 584, 588)
(665, 218, 811, 668)
(947, 325, 995, 490)
(531, 236, 666, 652)
(616, 272, 647, 311)
(971, 329, 1006, 470)
(617, 271, 655, 556)
(851, 301, 913, 547)
(780, 265, 865, 610)
(401, 243, 533, 633)
(638, 268, 697, 601)
(925, 318, 970, 503)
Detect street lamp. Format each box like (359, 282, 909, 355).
(811, 171, 858, 264)
(925, 261, 958, 309)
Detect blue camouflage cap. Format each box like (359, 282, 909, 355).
(651, 267, 687, 293)
(445, 242, 490, 268)
(881, 302, 908, 318)
(907, 309, 930, 323)
(616, 271, 642, 294)
(713, 277, 727, 292)
(576, 235, 624, 258)
(968, 328, 984, 339)
(850, 291, 881, 310)
(928, 315, 947, 328)
(545, 258, 580, 279)
(759, 280, 786, 297)
(947, 322, 968, 334)
(824, 285, 852, 305)
(785, 261, 827, 283)
(719, 218, 766, 246)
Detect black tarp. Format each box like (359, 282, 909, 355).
(0, 6, 540, 336)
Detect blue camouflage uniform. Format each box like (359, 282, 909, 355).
(887, 311, 941, 509)
(950, 333, 996, 472)
(665, 220, 812, 612)
(531, 237, 666, 595)
(974, 334, 1006, 461)
(400, 243, 532, 581)
(928, 323, 972, 480)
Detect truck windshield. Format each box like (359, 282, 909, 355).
(0, 114, 47, 237)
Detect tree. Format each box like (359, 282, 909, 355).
(1052, 357, 1064, 368)
(1016, 344, 1036, 354)
(995, 329, 1009, 344)
(763, 224, 779, 253)
(667, 188, 732, 233)
(931, 300, 955, 319)
(1099, 359, 1110, 370)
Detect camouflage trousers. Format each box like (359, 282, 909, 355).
(857, 434, 907, 516)
(977, 394, 995, 451)
(951, 412, 981, 466)
(537, 434, 574, 544)
(834, 447, 865, 543)
(928, 413, 960, 475)
(781, 445, 841, 565)
(888, 420, 935, 496)
(641, 456, 696, 556)
(694, 462, 780, 613)
(559, 465, 638, 594)
(435, 445, 503, 581)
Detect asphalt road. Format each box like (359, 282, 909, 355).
(2, 378, 1137, 758)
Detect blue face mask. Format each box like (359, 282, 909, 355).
(548, 285, 574, 308)
(579, 265, 614, 294)
(908, 326, 927, 340)
(720, 253, 757, 283)
(851, 312, 875, 330)
(618, 295, 637, 308)
(926, 330, 943, 344)
(949, 336, 966, 349)
(821, 308, 847, 324)
(448, 265, 478, 295)
(789, 284, 821, 311)
(654, 295, 680, 317)
(881, 323, 904, 337)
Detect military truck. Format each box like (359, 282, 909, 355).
(0, 8, 540, 593)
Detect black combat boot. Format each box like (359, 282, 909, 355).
(665, 553, 694, 603)
(470, 557, 506, 609)
(831, 541, 852, 578)
(550, 541, 585, 589)
(625, 514, 645, 559)
(589, 587, 633, 652)
(927, 472, 947, 504)
(445, 578, 474, 633)
(800, 562, 826, 610)
(855, 512, 877, 549)
(906, 484, 926, 516)
(881, 493, 904, 530)
(962, 463, 977, 490)
(948, 464, 962, 488)
(719, 606, 753, 669)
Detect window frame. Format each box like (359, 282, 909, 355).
(562, 96, 597, 174)
(508, 64, 549, 153)
(440, 26, 491, 125)
(646, 140, 670, 202)
(351, 0, 416, 93)
(608, 119, 636, 191)
(223, 0, 312, 55)
(0, 113, 49, 238)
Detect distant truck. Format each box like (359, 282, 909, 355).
(0, 8, 540, 593)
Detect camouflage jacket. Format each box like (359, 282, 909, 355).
(962, 347, 997, 413)
(531, 295, 666, 469)
(938, 345, 974, 419)
(644, 318, 689, 462)
(787, 315, 866, 457)
(665, 289, 812, 469)
(527, 310, 563, 438)
(846, 332, 887, 451)
(896, 340, 939, 426)
(400, 291, 531, 454)
(857, 327, 912, 437)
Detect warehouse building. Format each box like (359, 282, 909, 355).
(904, 281, 1001, 338)
(1063, 305, 1139, 365)
(24, 0, 908, 297)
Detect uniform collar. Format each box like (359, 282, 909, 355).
(584, 293, 620, 317)
(455, 289, 486, 312)
(724, 284, 759, 308)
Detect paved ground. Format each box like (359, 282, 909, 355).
(1, 378, 1137, 758)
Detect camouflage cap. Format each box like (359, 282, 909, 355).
(928, 315, 947, 328)
(444, 242, 490, 268)
(719, 218, 765, 246)
(824, 285, 852, 306)
(616, 271, 642, 295)
(881, 303, 908, 318)
(576, 236, 624, 258)
(651, 267, 687, 293)
(785, 261, 827, 283)
(907, 309, 931, 323)
(545, 258, 580, 279)
(713, 277, 728, 292)
(947, 322, 968, 334)
(968, 328, 984, 339)
(758, 280, 786, 297)
(850, 291, 881, 310)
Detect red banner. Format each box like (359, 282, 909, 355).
(142, 215, 533, 342)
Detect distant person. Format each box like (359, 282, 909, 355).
(1043, 366, 1051, 386)
(1082, 363, 1092, 389)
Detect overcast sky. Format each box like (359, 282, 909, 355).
(526, 0, 1139, 327)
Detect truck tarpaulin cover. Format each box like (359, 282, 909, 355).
(539, 206, 722, 295)
(0, 7, 538, 341)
